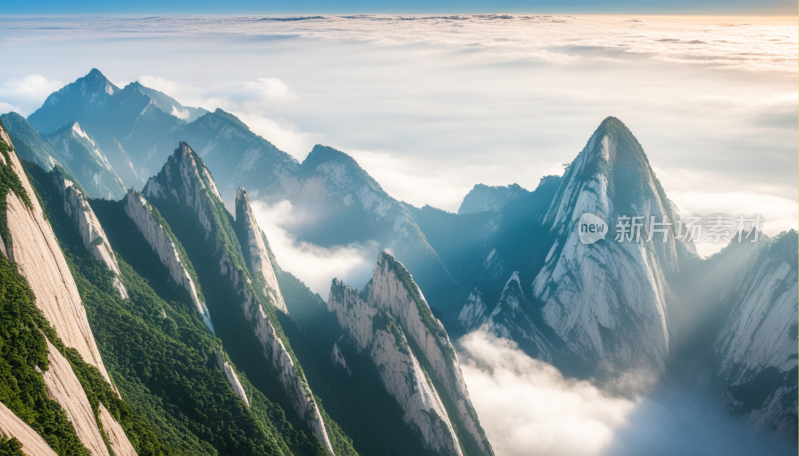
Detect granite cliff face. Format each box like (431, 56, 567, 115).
(123, 188, 214, 332)
(329, 252, 494, 456)
(4, 131, 112, 384)
(52, 167, 128, 299)
(0, 401, 59, 456)
(142, 142, 334, 454)
(234, 188, 288, 313)
(712, 232, 798, 436)
(215, 350, 250, 407)
(0, 121, 136, 455)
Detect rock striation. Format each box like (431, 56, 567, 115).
(41, 339, 111, 456)
(0, 402, 59, 456)
(234, 188, 287, 313)
(143, 142, 334, 454)
(123, 188, 214, 333)
(4, 134, 112, 385)
(99, 404, 138, 456)
(328, 252, 494, 456)
(713, 232, 798, 437)
(52, 167, 128, 299)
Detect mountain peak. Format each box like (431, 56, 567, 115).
(144, 141, 223, 204)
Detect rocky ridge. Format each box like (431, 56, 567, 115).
(52, 167, 128, 299)
(142, 142, 335, 455)
(328, 251, 494, 456)
(234, 188, 288, 313)
(123, 188, 214, 333)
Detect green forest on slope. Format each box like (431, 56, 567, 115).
(26, 160, 330, 455)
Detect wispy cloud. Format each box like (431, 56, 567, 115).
(249, 199, 377, 298)
(0, 74, 62, 115)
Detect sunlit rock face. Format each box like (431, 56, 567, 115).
(52, 167, 128, 299)
(143, 142, 334, 455)
(0, 122, 136, 455)
(123, 188, 214, 333)
(234, 188, 288, 313)
(3, 128, 112, 385)
(329, 251, 495, 456)
(713, 232, 798, 437)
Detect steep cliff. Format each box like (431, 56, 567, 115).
(528, 117, 680, 375)
(328, 280, 462, 456)
(142, 142, 336, 454)
(234, 188, 287, 313)
(51, 167, 128, 299)
(44, 122, 126, 200)
(40, 339, 112, 456)
(0, 120, 142, 456)
(713, 232, 798, 437)
(215, 350, 250, 407)
(328, 252, 494, 456)
(0, 112, 69, 174)
(122, 188, 214, 332)
(4, 129, 112, 385)
(0, 402, 58, 456)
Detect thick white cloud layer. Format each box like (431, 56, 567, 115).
(459, 331, 635, 456)
(458, 331, 797, 456)
(0, 15, 794, 219)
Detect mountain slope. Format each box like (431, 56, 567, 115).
(0, 118, 171, 456)
(27, 72, 466, 320)
(713, 232, 798, 437)
(141, 142, 354, 455)
(328, 252, 494, 456)
(0, 112, 70, 174)
(44, 122, 126, 200)
(34, 157, 322, 455)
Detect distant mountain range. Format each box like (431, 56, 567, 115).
(0, 68, 794, 454)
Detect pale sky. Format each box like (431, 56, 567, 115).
(0, 14, 797, 265)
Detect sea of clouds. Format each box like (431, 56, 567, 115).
(0, 14, 797, 453)
(458, 331, 797, 456)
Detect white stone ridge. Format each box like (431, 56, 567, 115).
(330, 342, 351, 376)
(717, 258, 798, 378)
(0, 401, 59, 456)
(52, 169, 128, 299)
(41, 339, 111, 456)
(327, 280, 378, 352)
(235, 188, 288, 313)
(370, 252, 493, 456)
(531, 129, 676, 373)
(98, 403, 138, 456)
(219, 249, 334, 455)
(327, 281, 462, 456)
(714, 237, 799, 435)
(145, 142, 334, 454)
(143, 143, 215, 237)
(215, 351, 250, 407)
(4, 141, 112, 385)
(123, 189, 214, 333)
